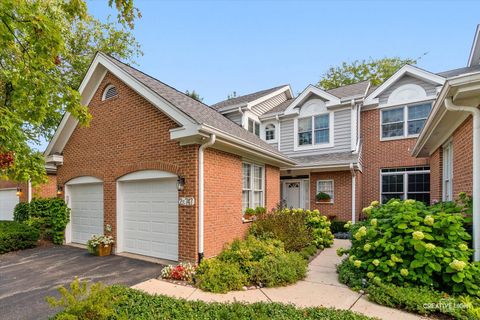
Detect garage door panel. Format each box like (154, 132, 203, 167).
(0, 190, 19, 221)
(120, 177, 178, 260)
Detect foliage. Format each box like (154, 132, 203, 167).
(86, 235, 114, 254)
(316, 192, 331, 201)
(196, 236, 308, 292)
(300, 244, 318, 260)
(161, 262, 197, 282)
(305, 211, 334, 249)
(185, 90, 203, 102)
(52, 282, 374, 320)
(47, 277, 120, 320)
(0, 221, 39, 253)
(0, 0, 141, 184)
(318, 57, 418, 90)
(338, 199, 480, 297)
(330, 220, 349, 234)
(337, 258, 365, 290)
(14, 198, 70, 245)
(195, 259, 246, 293)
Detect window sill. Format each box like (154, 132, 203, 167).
(294, 143, 334, 151)
(380, 135, 418, 142)
(242, 218, 254, 224)
(315, 201, 334, 205)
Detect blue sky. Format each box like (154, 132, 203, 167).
(89, 0, 478, 105)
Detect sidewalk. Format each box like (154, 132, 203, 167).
(132, 239, 426, 320)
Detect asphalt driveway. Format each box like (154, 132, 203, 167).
(0, 245, 162, 320)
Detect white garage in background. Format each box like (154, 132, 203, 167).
(117, 170, 178, 261)
(0, 189, 19, 221)
(65, 177, 104, 244)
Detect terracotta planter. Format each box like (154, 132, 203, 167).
(319, 199, 331, 203)
(97, 244, 112, 256)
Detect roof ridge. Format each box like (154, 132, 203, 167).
(211, 84, 289, 109)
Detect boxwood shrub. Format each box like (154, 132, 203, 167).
(338, 199, 480, 297)
(0, 221, 39, 253)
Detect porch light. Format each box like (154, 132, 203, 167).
(16, 186, 22, 196)
(177, 176, 185, 191)
(57, 185, 63, 195)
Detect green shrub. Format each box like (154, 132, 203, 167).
(14, 198, 70, 245)
(305, 211, 334, 249)
(51, 281, 374, 320)
(195, 259, 246, 293)
(0, 221, 39, 253)
(330, 220, 348, 233)
(338, 199, 480, 297)
(337, 258, 364, 290)
(300, 244, 318, 260)
(251, 252, 307, 287)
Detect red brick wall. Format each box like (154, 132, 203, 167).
(452, 116, 473, 198)
(430, 148, 442, 204)
(33, 175, 57, 198)
(57, 72, 199, 261)
(360, 109, 429, 207)
(265, 164, 280, 212)
(310, 171, 352, 221)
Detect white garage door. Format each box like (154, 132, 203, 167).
(121, 178, 178, 261)
(0, 189, 18, 221)
(69, 183, 104, 244)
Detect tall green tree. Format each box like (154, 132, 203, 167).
(318, 57, 418, 90)
(185, 90, 203, 102)
(0, 0, 141, 184)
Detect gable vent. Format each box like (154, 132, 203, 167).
(102, 85, 118, 101)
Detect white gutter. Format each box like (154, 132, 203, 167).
(445, 97, 480, 261)
(350, 163, 356, 224)
(27, 180, 32, 203)
(198, 134, 216, 262)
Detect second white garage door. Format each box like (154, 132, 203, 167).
(120, 178, 178, 261)
(0, 189, 18, 221)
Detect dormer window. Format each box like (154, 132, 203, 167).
(265, 124, 275, 141)
(298, 114, 330, 146)
(248, 118, 260, 137)
(102, 84, 118, 101)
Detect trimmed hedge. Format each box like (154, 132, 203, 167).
(0, 221, 39, 253)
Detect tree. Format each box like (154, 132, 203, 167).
(318, 57, 418, 90)
(0, 0, 141, 184)
(185, 90, 203, 102)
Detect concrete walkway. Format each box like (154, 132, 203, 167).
(132, 240, 427, 320)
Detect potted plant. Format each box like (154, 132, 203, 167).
(316, 192, 331, 203)
(87, 235, 115, 256)
(244, 208, 256, 221)
(255, 206, 266, 216)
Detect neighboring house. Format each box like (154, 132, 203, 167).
(44, 52, 294, 262)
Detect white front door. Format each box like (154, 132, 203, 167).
(69, 183, 104, 244)
(284, 181, 301, 208)
(0, 189, 19, 220)
(120, 178, 178, 261)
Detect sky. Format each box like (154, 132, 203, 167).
(86, 0, 480, 105)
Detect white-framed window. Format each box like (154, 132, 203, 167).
(381, 103, 431, 139)
(248, 118, 260, 137)
(102, 84, 118, 101)
(242, 162, 264, 214)
(442, 141, 453, 201)
(381, 167, 430, 204)
(297, 113, 332, 148)
(316, 180, 334, 203)
(265, 124, 275, 141)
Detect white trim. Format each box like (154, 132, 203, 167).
(293, 112, 334, 151)
(246, 85, 293, 109)
(380, 168, 430, 203)
(65, 176, 103, 185)
(364, 65, 445, 106)
(116, 181, 123, 254)
(379, 102, 432, 141)
(262, 122, 277, 143)
(284, 85, 341, 115)
(102, 84, 118, 101)
(242, 161, 265, 215)
(316, 179, 334, 204)
(117, 170, 177, 182)
(387, 83, 427, 105)
(468, 25, 480, 67)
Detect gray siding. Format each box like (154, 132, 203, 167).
(224, 111, 243, 126)
(251, 92, 288, 116)
(378, 75, 438, 105)
(279, 108, 352, 157)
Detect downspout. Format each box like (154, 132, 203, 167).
(445, 97, 480, 261)
(198, 134, 216, 263)
(350, 163, 356, 224)
(27, 180, 32, 203)
(276, 114, 281, 150)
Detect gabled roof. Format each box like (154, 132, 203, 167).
(326, 80, 370, 99)
(364, 64, 445, 106)
(45, 53, 295, 166)
(260, 99, 294, 118)
(211, 85, 290, 111)
(437, 64, 480, 78)
(283, 85, 342, 115)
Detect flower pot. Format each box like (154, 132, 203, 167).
(319, 199, 331, 203)
(97, 244, 112, 256)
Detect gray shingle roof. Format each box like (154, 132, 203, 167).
(437, 64, 480, 78)
(292, 152, 359, 166)
(103, 54, 288, 159)
(211, 85, 288, 110)
(326, 80, 370, 99)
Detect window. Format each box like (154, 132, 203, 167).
(242, 162, 264, 215)
(298, 114, 330, 147)
(102, 84, 118, 100)
(381, 103, 431, 139)
(381, 167, 430, 204)
(316, 180, 334, 203)
(265, 124, 275, 141)
(248, 118, 260, 137)
(443, 141, 453, 201)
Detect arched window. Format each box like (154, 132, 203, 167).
(102, 84, 118, 101)
(265, 124, 275, 141)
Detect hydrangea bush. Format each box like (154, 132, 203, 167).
(338, 199, 480, 297)
(161, 262, 196, 282)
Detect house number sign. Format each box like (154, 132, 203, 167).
(179, 197, 195, 206)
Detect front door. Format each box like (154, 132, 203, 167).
(284, 181, 301, 208)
